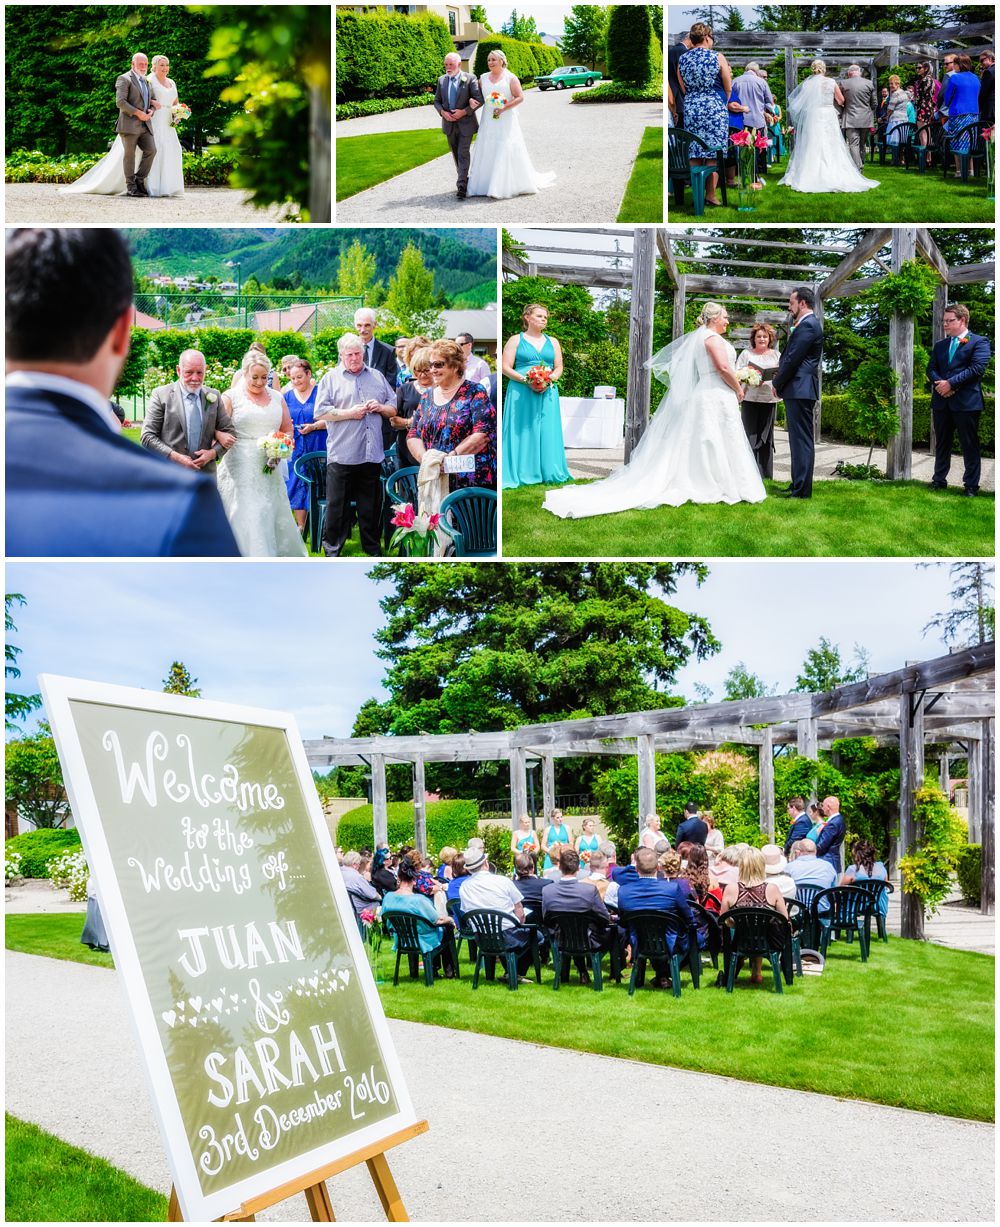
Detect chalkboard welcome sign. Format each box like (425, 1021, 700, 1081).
(42, 677, 419, 1222)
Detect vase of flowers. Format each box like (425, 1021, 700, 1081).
(360, 909, 384, 984)
(389, 502, 443, 556)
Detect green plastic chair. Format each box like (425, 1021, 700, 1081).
(384, 465, 419, 509)
(438, 488, 497, 557)
(382, 912, 453, 986)
(943, 118, 986, 181)
(721, 907, 795, 993)
(885, 121, 917, 167)
(293, 452, 328, 554)
(619, 909, 700, 998)
(911, 122, 944, 172)
(848, 878, 893, 944)
(812, 886, 873, 961)
(783, 899, 806, 975)
(462, 908, 526, 990)
(793, 883, 826, 950)
(668, 128, 728, 215)
(689, 898, 724, 970)
(545, 911, 608, 991)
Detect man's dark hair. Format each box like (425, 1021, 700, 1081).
(788, 796, 806, 812)
(6, 228, 134, 363)
(684, 802, 699, 816)
(791, 286, 816, 310)
(455, 331, 474, 346)
(514, 852, 535, 878)
(559, 847, 580, 875)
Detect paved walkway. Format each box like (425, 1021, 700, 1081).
(566, 426, 997, 490)
(5, 950, 994, 1221)
(4, 184, 295, 224)
(335, 88, 661, 224)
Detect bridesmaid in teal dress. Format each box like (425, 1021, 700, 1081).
(501, 303, 572, 488)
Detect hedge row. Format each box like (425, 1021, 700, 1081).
(336, 10, 454, 102)
(5, 828, 81, 878)
(955, 843, 982, 906)
(5, 148, 237, 186)
(820, 392, 996, 457)
(571, 80, 664, 103)
(607, 5, 662, 88)
(336, 94, 435, 122)
(336, 800, 479, 856)
(472, 36, 562, 84)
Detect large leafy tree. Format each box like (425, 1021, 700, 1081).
(794, 636, 870, 693)
(5, 727, 72, 830)
(381, 243, 443, 338)
(561, 6, 610, 69)
(500, 10, 540, 42)
(5, 595, 41, 732)
(338, 239, 384, 303)
(921, 562, 996, 647)
(357, 563, 720, 798)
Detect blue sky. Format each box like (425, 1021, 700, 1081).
(5, 561, 971, 740)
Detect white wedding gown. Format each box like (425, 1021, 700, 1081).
(467, 69, 555, 198)
(216, 386, 307, 558)
(779, 74, 878, 193)
(542, 328, 766, 519)
(61, 77, 184, 196)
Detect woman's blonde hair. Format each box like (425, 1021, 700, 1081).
(811, 59, 826, 75)
(697, 301, 726, 327)
(405, 335, 432, 367)
(689, 22, 712, 44)
(888, 74, 901, 89)
(151, 55, 169, 73)
(487, 48, 509, 68)
(521, 302, 548, 326)
(659, 849, 682, 877)
(242, 348, 271, 374)
(408, 345, 433, 375)
(738, 846, 767, 886)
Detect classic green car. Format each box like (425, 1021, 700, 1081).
(536, 65, 603, 90)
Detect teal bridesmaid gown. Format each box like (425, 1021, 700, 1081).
(502, 334, 571, 489)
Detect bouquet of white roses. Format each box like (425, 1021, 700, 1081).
(736, 367, 762, 387)
(256, 431, 293, 475)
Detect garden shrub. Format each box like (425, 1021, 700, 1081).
(5, 149, 237, 186)
(897, 785, 967, 913)
(311, 329, 344, 365)
(336, 94, 435, 122)
(336, 10, 454, 102)
(473, 36, 543, 84)
(820, 392, 995, 457)
(5, 848, 24, 884)
(955, 843, 982, 906)
(115, 329, 151, 399)
(255, 331, 311, 365)
(606, 5, 657, 87)
(48, 849, 89, 902)
(481, 823, 513, 876)
(571, 81, 663, 103)
(5, 828, 81, 878)
(336, 799, 478, 856)
(847, 359, 899, 466)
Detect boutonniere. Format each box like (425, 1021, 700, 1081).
(205, 391, 218, 402)
(958, 336, 970, 345)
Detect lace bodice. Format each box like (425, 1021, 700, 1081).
(229, 385, 284, 444)
(480, 69, 513, 106)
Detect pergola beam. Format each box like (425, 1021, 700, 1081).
(657, 228, 680, 289)
(946, 261, 995, 286)
(819, 227, 892, 298)
(686, 257, 835, 275)
(684, 273, 804, 299)
(527, 263, 632, 289)
(714, 31, 900, 49)
(915, 228, 951, 282)
(669, 232, 854, 255)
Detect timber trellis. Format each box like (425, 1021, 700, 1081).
(503, 227, 994, 477)
(305, 642, 995, 936)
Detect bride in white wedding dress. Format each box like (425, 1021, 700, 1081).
(62, 54, 184, 197)
(217, 352, 307, 558)
(543, 303, 765, 520)
(779, 59, 879, 193)
(467, 49, 554, 199)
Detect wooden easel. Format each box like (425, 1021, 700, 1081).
(167, 1120, 429, 1222)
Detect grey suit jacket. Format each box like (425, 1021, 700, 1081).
(141, 382, 233, 463)
(115, 71, 154, 135)
(838, 76, 877, 129)
(434, 71, 483, 134)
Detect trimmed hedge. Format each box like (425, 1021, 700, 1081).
(5, 828, 82, 878)
(820, 392, 995, 457)
(5, 148, 238, 186)
(336, 800, 479, 856)
(955, 843, 982, 906)
(336, 94, 435, 122)
(336, 10, 455, 102)
(473, 36, 561, 85)
(606, 5, 659, 88)
(571, 81, 664, 103)
(148, 328, 258, 371)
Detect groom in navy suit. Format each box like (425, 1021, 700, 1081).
(5, 229, 239, 556)
(927, 303, 991, 497)
(772, 286, 824, 499)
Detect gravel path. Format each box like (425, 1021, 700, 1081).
(336, 89, 662, 224)
(4, 184, 296, 224)
(6, 950, 994, 1222)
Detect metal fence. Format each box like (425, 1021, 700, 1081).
(477, 793, 597, 823)
(132, 293, 363, 334)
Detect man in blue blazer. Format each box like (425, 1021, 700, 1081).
(815, 795, 846, 874)
(927, 303, 991, 497)
(783, 797, 812, 858)
(6, 229, 239, 557)
(675, 802, 708, 846)
(617, 848, 696, 985)
(772, 287, 824, 499)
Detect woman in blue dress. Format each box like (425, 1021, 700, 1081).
(510, 813, 540, 859)
(501, 303, 570, 489)
(677, 23, 733, 207)
(541, 809, 571, 872)
(941, 55, 981, 174)
(575, 817, 600, 866)
(283, 358, 325, 537)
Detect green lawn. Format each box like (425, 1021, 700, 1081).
(6, 914, 114, 968)
(667, 155, 994, 223)
(5, 1115, 168, 1223)
(501, 479, 994, 557)
(336, 130, 450, 200)
(617, 126, 663, 222)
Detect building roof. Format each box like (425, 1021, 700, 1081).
(439, 305, 498, 341)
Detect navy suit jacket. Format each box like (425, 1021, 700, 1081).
(6, 386, 240, 557)
(783, 813, 812, 858)
(926, 333, 990, 413)
(617, 877, 695, 955)
(815, 812, 846, 873)
(772, 313, 823, 401)
(675, 816, 708, 845)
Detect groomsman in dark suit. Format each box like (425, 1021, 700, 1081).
(927, 302, 991, 497)
(772, 287, 824, 499)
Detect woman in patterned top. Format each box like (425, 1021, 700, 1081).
(407, 338, 496, 490)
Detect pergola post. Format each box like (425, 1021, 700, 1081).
(371, 753, 388, 848)
(980, 719, 994, 916)
(938, 750, 950, 797)
(625, 228, 656, 462)
(541, 754, 556, 826)
(886, 227, 917, 479)
(509, 747, 527, 830)
(637, 733, 657, 837)
(813, 295, 824, 442)
(929, 281, 948, 456)
(967, 735, 982, 842)
(758, 727, 775, 838)
(784, 47, 797, 102)
(898, 691, 926, 939)
(672, 274, 687, 341)
(412, 755, 427, 855)
(796, 718, 818, 802)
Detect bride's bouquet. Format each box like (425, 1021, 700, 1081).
(525, 364, 554, 393)
(170, 102, 191, 127)
(488, 90, 506, 119)
(256, 430, 293, 474)
(736, 368, 762, 387)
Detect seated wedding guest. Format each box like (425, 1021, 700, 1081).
(446, 853, 469, 913)
(543, 843, 566, 880)
(456, 332, 491, 388)
(682, 843, 723, 912)
(714, 844, 745, 890)
(370, 847, 398, 897)
(407, 338, 496, 498)
(341, 850, 381, 918)
(783, 797, 812, 857)
(928, 302, 991, 498)
(979, 50, 994, 129)
(720, 845, 788, 984)
(704, 811, 725, 864)
(458, 844, 534, 980)
(618, 847, 697, 989)
(600, 840, 617, 874)
(786, 838, 838, 912)
(942, 53, 981, 174)
(584, 850, 611, 899)
(390, 338, 432, 469)
(512, 851, 552, 910)
(283, 358, 325, 537)
(542, 847, 613, 980)
(511, 813, 539, 858)
(885, 75, 910, 144)
(761, 844, 796, 900)
(5, 228, 239, 557)
(736, 323, 782, 479)
(313, 332, 396, 557)
(436, 846, 457, 882)
(659, 849, 695, 903)
(839, 838, 889, 919)
(382, 851, 457, 977)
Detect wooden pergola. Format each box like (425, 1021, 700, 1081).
(305, 642, 995, 936)
(661, 226, 995, 478)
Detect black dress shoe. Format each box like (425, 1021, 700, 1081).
(126, 187, 141, 197)
(929, 482, 947, 491)
(963, 489, 977, 498)
(456, 186, 467, 199)
(135, 181, 150, 197)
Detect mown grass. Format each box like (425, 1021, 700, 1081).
(500, 478, 994, 557)
(617, 126, 664, 223)
(336, 129, 451, 200)
(6, 914, 114, 969)
(4, 1114, 168, 1222)
(666, 155, 994, 223)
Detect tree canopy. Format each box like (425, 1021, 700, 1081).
(561, 6, 610, 68)
(794, 637, 870, 693)
(5, 595, 41, 732)
(921, 562, 996, 647)
(161, 661, 202, 696)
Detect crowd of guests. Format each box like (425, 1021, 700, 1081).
(337, 793, 888, 990)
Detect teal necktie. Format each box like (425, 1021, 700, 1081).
(948, 337, 959, 362)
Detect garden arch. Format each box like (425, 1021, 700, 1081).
(306, 641, 995, 936)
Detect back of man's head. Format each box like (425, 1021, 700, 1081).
(514, 852, 535, 878)
(635, 847, 658, 877)
(684, 802, 699, 816)
(7, 228, 133, 364)
(559, 847, 580, 876)
(799, 839, 817, 856)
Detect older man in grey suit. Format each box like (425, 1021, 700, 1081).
(434, 52, 484, 198)
(141, 349, 234, 471)
(115, 52, 158, 197)
(838, 65, 877, 170)
(735, 63, 775, 183)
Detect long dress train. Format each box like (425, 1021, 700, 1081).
(467, 69, 554, 198)
(779, 74, 879, 193)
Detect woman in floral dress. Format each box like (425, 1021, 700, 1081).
(677, 22, 733, 207)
